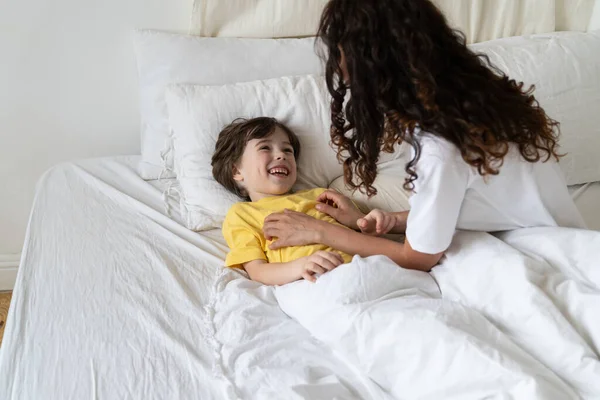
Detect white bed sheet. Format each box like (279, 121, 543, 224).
(1, 155, 598, 400)
(0, 156, 385, 400)
(569, 181, 600, 231)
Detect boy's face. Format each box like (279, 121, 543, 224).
(233, 127, 298, 201)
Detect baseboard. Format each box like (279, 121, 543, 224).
(0, 254, 20, 291)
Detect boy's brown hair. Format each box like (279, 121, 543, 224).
(211, 117, 301, 200)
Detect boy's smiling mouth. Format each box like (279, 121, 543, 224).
(268, 166, 290, 176)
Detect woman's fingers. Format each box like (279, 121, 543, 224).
(264, 211, 286, 223)
(283, 208, 302, 216)
(263, 211, 292, 240)
(269, 238, 287, 250)
(264, 213, 277, 222)
(262, 224, 280, 240)
(315, 202, 339, 219)
(316, 189, 342, 204)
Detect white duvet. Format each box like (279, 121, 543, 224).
(217, 228, 600, 399)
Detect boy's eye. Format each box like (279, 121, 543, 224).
(259, 146, 270, 150)
(284, 148, 294, 154)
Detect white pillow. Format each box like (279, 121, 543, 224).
(329, 158, 411, 215)
(133, 30, 324, 180)
(166, 74, 407, 231)
(165, 75, 337, 230)
(470, 30, 600, 185)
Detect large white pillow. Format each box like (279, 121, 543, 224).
(165, 74, 406, 231)
(133, 30, 323, 180)
(329, 159, 411, 215)
(471, 30, 600, 185)
(165, 75, 338, 230)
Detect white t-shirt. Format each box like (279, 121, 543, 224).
(405, 134, 586, 254)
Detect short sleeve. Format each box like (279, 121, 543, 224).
(222, 207, 267, 268)
(405, 139, 469, 254)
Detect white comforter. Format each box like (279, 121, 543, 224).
(218, 228, 600, 399)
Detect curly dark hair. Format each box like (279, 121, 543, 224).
(211, 117, 300, 200)
(317, 0, 561, 196)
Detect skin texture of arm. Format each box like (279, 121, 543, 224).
(243, 250, 345, 285)
(390, 211, 409, 233)
(243, 259, 305, 286)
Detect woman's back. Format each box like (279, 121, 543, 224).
(405, 134, 586, 254)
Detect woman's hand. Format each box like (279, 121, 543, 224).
(357, 209, 397, 236)
(264, 209, 327, 249)
(315, 190, 365, 230)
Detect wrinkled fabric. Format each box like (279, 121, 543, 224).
(0, 157, 382, 400)
(2, 156, 599, 399)
(274, 253, 593, 399)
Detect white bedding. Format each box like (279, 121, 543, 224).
(1, 156, 599, 399)
(570, 181, 600, 231)
(274, 255, 590, 399)
(0, 157, 383, 400)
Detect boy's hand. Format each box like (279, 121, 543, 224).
(357, 209, 396, 236)
(296, 251, 345, 282)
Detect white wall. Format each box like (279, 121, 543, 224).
(0, 0, 192, 288)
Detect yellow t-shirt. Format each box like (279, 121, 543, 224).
(222, 188, 353, 268)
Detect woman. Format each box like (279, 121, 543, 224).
(263, 0, 585, 272)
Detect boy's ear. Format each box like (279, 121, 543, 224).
(232, 165, 243, 182)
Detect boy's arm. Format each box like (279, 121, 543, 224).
(390, 211, 409, 234)
(243, 259, 303, 286)
(243, 250, 344, 286)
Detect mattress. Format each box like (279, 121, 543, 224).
(0, 156, 598, 399)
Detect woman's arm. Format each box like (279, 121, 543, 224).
(264, 211, 443, 272)
(316, 221, 441, 271)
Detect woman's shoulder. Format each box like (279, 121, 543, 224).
(416, 131, 463, 162)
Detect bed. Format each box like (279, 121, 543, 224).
(0, 156, 388, 399)
(0, 155, 598, 399)
(2, 5, 600, 399)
